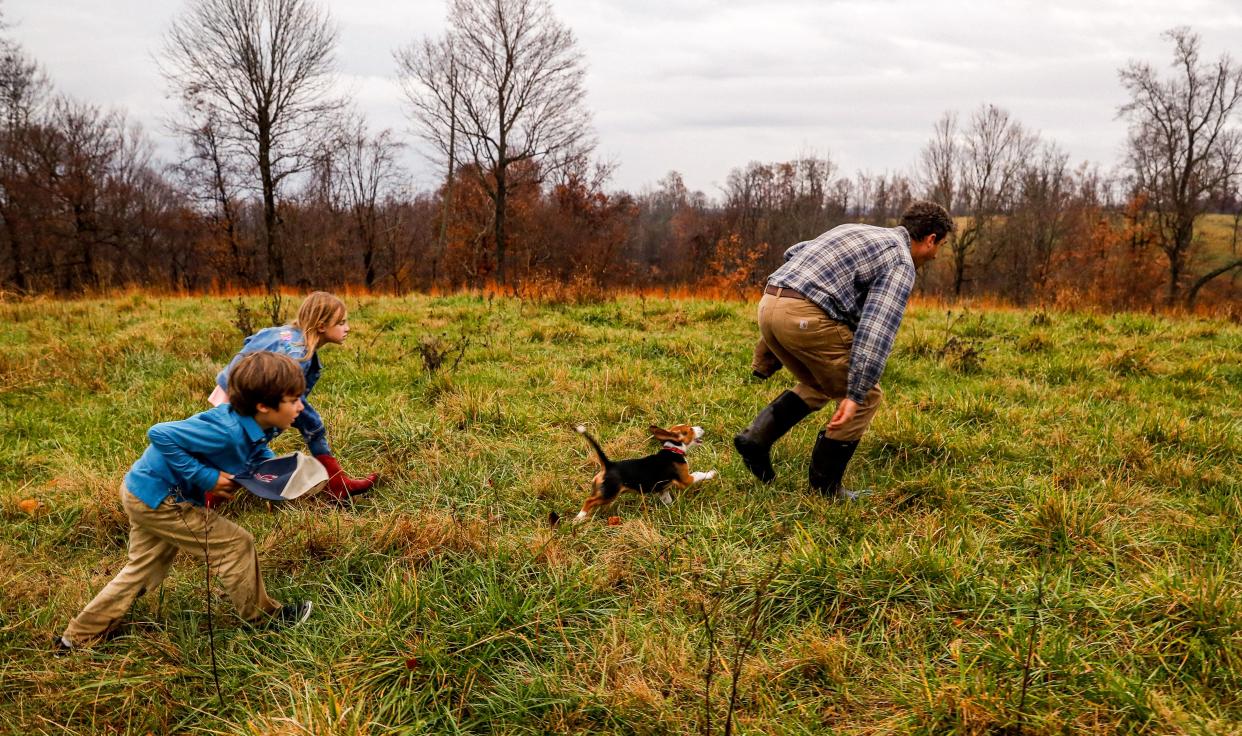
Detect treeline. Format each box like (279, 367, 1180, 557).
(0, 2, 1239, 313)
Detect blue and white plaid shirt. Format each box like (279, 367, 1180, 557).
(767, 224, 916, 404)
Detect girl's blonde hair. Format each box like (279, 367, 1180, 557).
(291, 291, 346, 358)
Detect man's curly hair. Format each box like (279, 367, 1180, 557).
(901, 201, 954, 243)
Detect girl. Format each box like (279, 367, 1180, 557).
(212, 292, 377, 501)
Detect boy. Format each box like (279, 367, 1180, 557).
(56, 351, 313, 652)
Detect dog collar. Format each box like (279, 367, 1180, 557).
(661, 443, 686, 455)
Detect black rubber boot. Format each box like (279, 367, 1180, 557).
(808, 431, 862, 500)
(734, 391, 813, 483)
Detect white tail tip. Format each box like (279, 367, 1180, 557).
(575, 425, 586, 434)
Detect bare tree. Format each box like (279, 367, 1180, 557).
(0, 34, 48, 291)
(43, 98, 129, 290)
(720, 155, 841, 276)
(161, 0, 341, 292)
(397, 0, 595, 286)
(919, 111, 958, 211)
(1119, 27, 1242, 305)
(927, 105, 1037, 297)
(319, 114, 405, 289)
(169, 113, 250, 281)
(1006, 143, 1074, 302)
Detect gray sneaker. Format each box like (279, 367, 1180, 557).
(273, 601, 313, 628)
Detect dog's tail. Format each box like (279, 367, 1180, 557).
(575, 425, 612, 468)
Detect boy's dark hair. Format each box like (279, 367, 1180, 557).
(901, 200, 955, 242)
(227, 352, 305, 417)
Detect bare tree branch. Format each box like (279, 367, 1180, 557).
(1119, 27, 1242, 304)
(397, 0, 595, 286)
(161, 0, 342, 291)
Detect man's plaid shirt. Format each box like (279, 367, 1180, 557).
(767, 223, 916, 404)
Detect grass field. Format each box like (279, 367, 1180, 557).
(1199, 213, 1241, 257)
(1, 293, 1240, 735)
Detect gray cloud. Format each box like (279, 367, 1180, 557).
(6, 0, 1241, 195)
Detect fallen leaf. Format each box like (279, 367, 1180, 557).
(607, 516, 621, 526)
(18, 499, 40, 515)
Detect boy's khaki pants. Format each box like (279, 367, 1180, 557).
(62, 485, 280, 645)
(757, 293, 883, 441)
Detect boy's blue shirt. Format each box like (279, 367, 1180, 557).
(214, 325, 329, 455)
(125, 404, 277, 509)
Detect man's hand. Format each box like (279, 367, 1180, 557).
(206, 472, 238, 509)
(827, 399, 859, 433)
(750, 338, 783, 380)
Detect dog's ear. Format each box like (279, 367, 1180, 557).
(649, 425, 676, 441)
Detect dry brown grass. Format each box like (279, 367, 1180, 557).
(34, 470, 130, 547)
(761, 625, 854, 688)
(241, 678, 381, 736)
(373, 510, 488, 564)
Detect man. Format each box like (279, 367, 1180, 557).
(733, 200, 953, 498)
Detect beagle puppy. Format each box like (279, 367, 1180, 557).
(573, 424, 718, 522)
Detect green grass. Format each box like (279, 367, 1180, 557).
(1199, 213, 1240, 260)
(1, 294, 1240, 735)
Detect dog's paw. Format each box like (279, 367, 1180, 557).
(692, 470, 718, 482)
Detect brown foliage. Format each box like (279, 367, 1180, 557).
(705, 232, 767, 299)
(1047, 195, 1166, 310)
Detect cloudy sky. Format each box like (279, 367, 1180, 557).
(5, 0, 1242, 196)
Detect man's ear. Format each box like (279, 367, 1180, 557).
(254, 402, 274, 415)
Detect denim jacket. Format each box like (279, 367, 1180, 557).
(125, 405, 276, 509)
(215, 326, 330, 456)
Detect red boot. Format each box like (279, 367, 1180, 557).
(315, 454, 377, 501)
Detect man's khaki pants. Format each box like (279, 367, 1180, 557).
(757, 293, 883, 441)
(62, 485, 280, 644)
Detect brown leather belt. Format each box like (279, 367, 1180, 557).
(764, 284, 808, 300)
